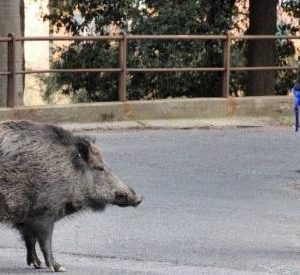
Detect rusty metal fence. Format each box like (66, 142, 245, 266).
(0, 33, 300, 107)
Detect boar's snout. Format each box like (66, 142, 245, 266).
(113, 187, 143, 208)
(132, 195, 143, 207)
(135, 196, 143, 207)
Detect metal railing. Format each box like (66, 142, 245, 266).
(0, 33, 299, 107)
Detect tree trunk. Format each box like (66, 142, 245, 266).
(247, 0, 278, 96)
(0, 0, 24, 106)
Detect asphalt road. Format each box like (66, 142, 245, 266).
(2, 127, 300, 274)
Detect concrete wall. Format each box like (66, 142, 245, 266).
(0, 96, 293, 123)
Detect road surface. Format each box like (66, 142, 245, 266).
(1, 127, 300, 274)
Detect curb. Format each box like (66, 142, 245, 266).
(60, 117, 292, 132)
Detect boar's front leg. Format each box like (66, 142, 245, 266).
(31, 220, 66, 272)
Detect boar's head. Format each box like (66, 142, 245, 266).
(74, 136, 143, 210)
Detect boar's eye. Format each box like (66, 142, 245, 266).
(94, 164, 104, 171)
(75, 140, 90, 163)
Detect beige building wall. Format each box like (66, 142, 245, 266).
(24, 0, 49, 105)
(278, 5, 300, 56)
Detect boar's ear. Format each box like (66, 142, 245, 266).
(73, 136, 91, 163)
(47, 124, 73, 146)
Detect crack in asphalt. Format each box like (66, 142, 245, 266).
(0, 246, 261, 274)
(0, 246, 229, 271)
(0, 246, 184, 266)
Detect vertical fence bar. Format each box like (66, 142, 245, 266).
(118, 32, 127, 101)
(7, 33, 16, 107)
(222, 32, 231, 97)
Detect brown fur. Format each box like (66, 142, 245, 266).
(0, 120, 142, 272)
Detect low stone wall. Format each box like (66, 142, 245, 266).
(0, 96, 293, 123)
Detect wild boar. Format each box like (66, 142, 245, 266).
(0, 120, 142, 272)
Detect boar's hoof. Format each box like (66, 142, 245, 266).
(48, 265, 67, 272)
(57, 266, 67, 272)
(27, 256, 42, 269)
(33, 260, 42, 269)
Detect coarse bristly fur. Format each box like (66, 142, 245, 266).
(0, 120, 142, 272)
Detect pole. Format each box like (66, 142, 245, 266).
(222, 32, 231, 97)
(118, 32, 127, 101)
(7, 33, 16, 107)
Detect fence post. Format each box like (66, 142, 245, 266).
(118, 32, 127, 102)
(7, 33, 16, 107)
(222, 32, 231, 97)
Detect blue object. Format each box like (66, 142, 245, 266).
(293, 83, 300, 132)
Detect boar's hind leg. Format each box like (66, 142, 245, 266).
(18, 225, 42, 269)
(32, 221, 66, 272)
(24, 233, 42, 268)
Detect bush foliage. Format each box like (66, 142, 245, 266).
(43, 1, 299, 102)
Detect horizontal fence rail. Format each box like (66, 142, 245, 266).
(1, 33, 300, 107)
